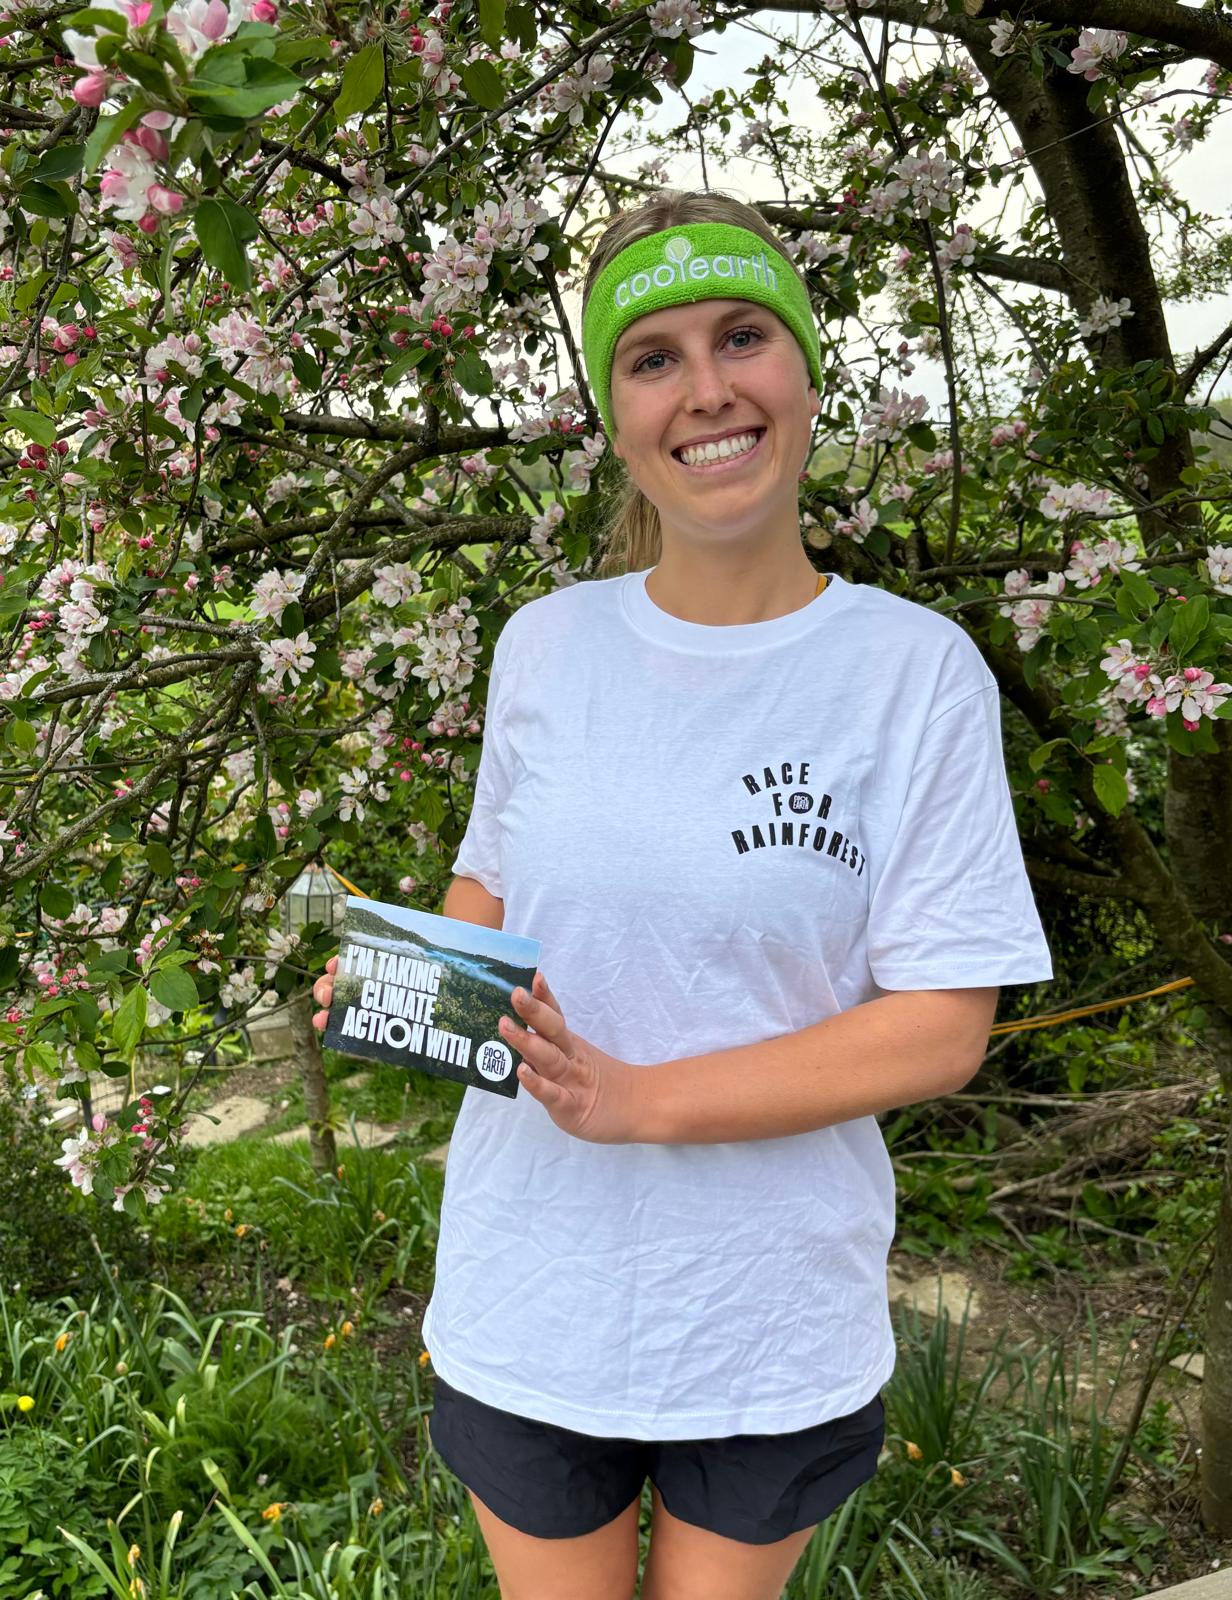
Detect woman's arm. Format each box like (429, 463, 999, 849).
(442, 874, 505, 931)
(629, 987, 999, 1144)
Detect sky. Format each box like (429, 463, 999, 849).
(571, 18, 1232, 412)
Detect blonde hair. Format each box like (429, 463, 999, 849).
(582, 190, 810, 578)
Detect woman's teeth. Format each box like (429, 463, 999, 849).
(677, 430, 761, 467)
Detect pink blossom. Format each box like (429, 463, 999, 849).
(133, 123, 170, 161)
(166, 0, 240, 58)
(647, 0, 703, 37)
(1160, 668, 1230, 723)
(834, 498, 879, 544)
(999, 572, 1065, 651)
(258, 631, 316, 693)
(250, 568, 306, 624)
(858, 386, 929, 445)
(72, 70, 109, 106)
(147, 184, 185, 215)
(1064, 536, 1142, 589)
(1039, 479, 1112, 521)
(1067, 28, 1127, 81)
(1077, 295, 1133, 338)
(372, 563, 424, 606)
(1204, 544, 1232, 595)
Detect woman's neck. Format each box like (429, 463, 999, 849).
(643, 555, 823, 627)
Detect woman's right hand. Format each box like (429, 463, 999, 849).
(311, 955, 338, 1032)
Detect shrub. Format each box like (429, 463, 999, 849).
(0, 1090, 145, 1303)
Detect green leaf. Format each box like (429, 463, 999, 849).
(184, 58, 303, 119)
(1092, 764, 1129, 817)
(5, 719, 36, 753)
(253, 812, 278, 861)
(194, 197, 259, 290)
(28, 144, 85, 182)
(383, 345, 430, 387)
(145, 840, 175, 878)
(906, 422, 936, 451)
(908, 299, 938, 325)
(1113, 572, 1152, 614)
(192, 42, 248, 86)
(1168, 594, 1209, 662)
(290, 348, 321, 391)
(83, 99, 145, 174)
(418, 785, 447, 831)
(508, 2, 536, 46)
(40, 882, 74, 920)
(453, 346, 492, 396)
(65, 6, 131, 32)
(14, 269, 50, 312)
(334, 42, 384, 121)
(89, 948, 130, 976)
(461, 59, 504, 110)
(113, 984, 148, 1057)
(3, 407, 56, 446)
(150, 965, 199, 1014)
(670, 37, 695, 86)
(0, 947, 18, 987)
(202, 1457, 233, 1504)
(1028, 739, 1065, 773)
(112, 46, 172, 95)
(479, 0, 506, 48)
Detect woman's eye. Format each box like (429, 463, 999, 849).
(630, 327, 763, 374)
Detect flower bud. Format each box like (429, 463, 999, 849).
(147, 184, 185, 215)
(71, 70, 107, 105)
(201, 0, 230, 37)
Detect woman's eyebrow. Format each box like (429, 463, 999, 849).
(615, 303, 764, 359)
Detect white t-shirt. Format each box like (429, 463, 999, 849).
(421, 569, 1052, 1440)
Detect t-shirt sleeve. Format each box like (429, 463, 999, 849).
(866, 682, 1053, 989)
(450, 624, 518, 899)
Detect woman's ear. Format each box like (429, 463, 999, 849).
(808, 384, 821, 421)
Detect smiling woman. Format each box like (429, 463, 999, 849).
(409, 188, 1053, 1600)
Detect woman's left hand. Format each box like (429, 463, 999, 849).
(500, 972, 643, 1144)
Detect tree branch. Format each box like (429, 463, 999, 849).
(1178, 314, 1232, 401)
(1026, 857, 1136, 898)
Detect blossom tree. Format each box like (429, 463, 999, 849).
(1, 0, 1231, 1528)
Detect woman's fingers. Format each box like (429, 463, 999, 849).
(311, 955, 340, 1030)
(512, 983, 571, 1049)
(533, 970, 563, 1016)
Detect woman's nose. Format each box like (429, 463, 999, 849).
(683, 356, 735, 413)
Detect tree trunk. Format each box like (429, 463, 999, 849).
(1201, 1016, 1232, 1534)
(289, 990, 338, 1176)
(1164, 721, 1232, 925)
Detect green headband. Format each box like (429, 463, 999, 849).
(581, 222, 823, 437)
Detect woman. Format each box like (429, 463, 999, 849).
(313, 190, 1052, 1600)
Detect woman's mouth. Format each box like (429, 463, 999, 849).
(672, 428, 766, 472)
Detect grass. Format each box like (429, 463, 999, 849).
(0, 1115, 1213, 1599)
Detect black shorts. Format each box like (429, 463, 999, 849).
(427, 1375, 886, 1545)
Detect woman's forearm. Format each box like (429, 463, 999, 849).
(628, 987, 999, 1145)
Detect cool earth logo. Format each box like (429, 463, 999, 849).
(612, 235, 780, 308)
(733, 759, 866, 875)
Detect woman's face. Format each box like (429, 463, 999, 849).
(608, 297, 819, 549)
